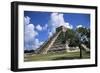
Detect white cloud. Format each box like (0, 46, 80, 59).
(48, 13, 73, 38)
(50, 13, 61, 28)
(24, 16, 44, 50)
(76, 25, 83, 28)
(33, 38, 44, 49)
(65, 23, 73, 29)
(43, 24, 48, 30)
(24, 16, 30, 25)
(50, 13, 73, 28)
(34, 39, 41, 49)
(24, 16, 46, 50)
(48, 31, 53, 38)
(24, 23, 38, 43)
(40, 41, 44, 45)
(36, 24, 42, 31)
(58, 13, 65, 26)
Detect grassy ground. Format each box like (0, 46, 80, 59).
(24, 50, 90, 62)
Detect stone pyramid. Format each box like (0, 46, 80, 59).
(36, 26, 68, 54)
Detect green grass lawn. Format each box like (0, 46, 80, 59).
(24, 50, 90, 62)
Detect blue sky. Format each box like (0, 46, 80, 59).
(24, 11, 90, 50)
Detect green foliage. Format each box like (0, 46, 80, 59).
(65, 29, 75, 40)
(64, 27, 90, 48)
(76, 27, 90, 48)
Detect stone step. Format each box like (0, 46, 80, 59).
(49, 43, 65, 51)
(48, 47, 66, 51)
(51, 44, 65, 48)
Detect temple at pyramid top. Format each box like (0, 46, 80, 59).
(56, 26, 67, 33)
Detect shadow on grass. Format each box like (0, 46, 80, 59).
(52, 57, 80, 60)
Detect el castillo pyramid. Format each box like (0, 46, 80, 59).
(35, 26, 80, 54)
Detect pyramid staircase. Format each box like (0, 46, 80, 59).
(36, 30, 63, 54)
(48, 31, 66, 53)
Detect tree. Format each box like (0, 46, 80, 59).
(76, 27, 90, 48)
